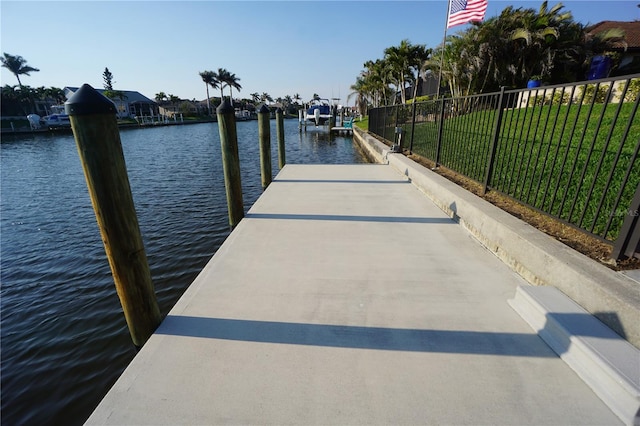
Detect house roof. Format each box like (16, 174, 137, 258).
(586, 21, 640, 50)
(64, 87, 156, 104)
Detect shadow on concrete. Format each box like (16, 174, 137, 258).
(156, 316, 557, 357)
(593, 312, 627, 340)
(244, 213, 453, 224)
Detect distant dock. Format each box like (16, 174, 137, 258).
(330, 125, 353, 135)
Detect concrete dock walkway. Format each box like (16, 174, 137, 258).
(87, 164, 624, 425)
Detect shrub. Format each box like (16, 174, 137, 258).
(550, 91, 571, 105)
(623, 79, 640, 103)
(580, 83, 609, 104)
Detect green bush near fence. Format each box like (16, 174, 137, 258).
(624, 79, 640, 102)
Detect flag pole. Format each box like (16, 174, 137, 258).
(436, 0, 451, 100)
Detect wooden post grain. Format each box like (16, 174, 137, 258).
(65, 84, 160, 348)
(258, 104, 272, 189)
(217, 99, 244, 228)
(276, 107, 286, 169)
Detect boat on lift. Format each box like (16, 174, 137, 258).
(42, 113, 71, 128)
(303, 98, 332, 126)
(42, 106, 71, 129)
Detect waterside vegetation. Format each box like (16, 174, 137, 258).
(350, 1, 632, 116)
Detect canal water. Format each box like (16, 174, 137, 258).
(1, 119, 368, 425)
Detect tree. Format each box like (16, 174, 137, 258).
(260, 92, 273, 104)
(384, 40, 412, 104)
(199, 70, 216, 115)
(1, 53, 39, 89)
(103, 67, 114, 90)
(408, 44, 432, 101)
(1, 84, 29, 115)
(214, 68, 231, 101)
(348, 76, 371, 117)
(509, 1, 574, 83)
(579, 26, 627, 77)
(103, 89, 127, 101)
(283, 95, 293, 112)
(352, 59, 393, 108)
(223, 72, 242, 106)
(155, 92, 167, 103)
(44, 87, 66, 104)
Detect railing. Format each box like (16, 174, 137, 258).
(369, 74, 640, 260)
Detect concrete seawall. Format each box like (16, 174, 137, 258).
(353, 126, 640, 350)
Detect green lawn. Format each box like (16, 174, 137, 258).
(384, 101, 640, 241)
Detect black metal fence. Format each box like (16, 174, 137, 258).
(369, 74, 640, 260)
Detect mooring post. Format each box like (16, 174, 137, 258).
(217, 99, 244, 228)
(276, 107, 286, 169)
(258, 104, 272, 189)
(65, 84, 160, 348)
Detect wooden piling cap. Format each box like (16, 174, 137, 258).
(276, 107, 283, 113)
(65, 84, 117, 116)
(217, 98, 233, 114)
(259, 104, 270, 114)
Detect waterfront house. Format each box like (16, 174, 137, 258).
(64, 87, 158, 119)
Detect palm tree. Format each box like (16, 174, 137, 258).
(384, 40, 413, 104)
(283, 95, 292, 112)
(199, 70, 216, 115)
(509, 1, 578, 84)
(293, 93, 302, 107)
(44, 87, 66, 104)
(408, 44, 432, 101)
(1, 84, 33, 115)
(1, 53, 39, 89)
(214, 68, 231, 101)
(223, 72, 242, 106)
(155, 92, 167, 103)
(260, 92, 273, 104)
(359, 59, 393, 107)
(348, 76, 371, 117)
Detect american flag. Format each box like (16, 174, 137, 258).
(447, 0, 488, 28)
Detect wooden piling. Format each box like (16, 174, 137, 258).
(258, 104, 272, 189)
(217, 99, 244, 228)
(65, 84, 160, 348)
(276, 107, 286, 169)
(298, 109, 303, 132)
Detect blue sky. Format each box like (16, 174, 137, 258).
(2, 1, 639, 106)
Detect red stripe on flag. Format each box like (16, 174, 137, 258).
(447, 0, 488, 28)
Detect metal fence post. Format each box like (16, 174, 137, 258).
(409, 100, 417, 153)
(382, 107, 387, 142)
(612, 181, 640, 260)
(482, 86, 507, 195)
(435, 99, 446, 168)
